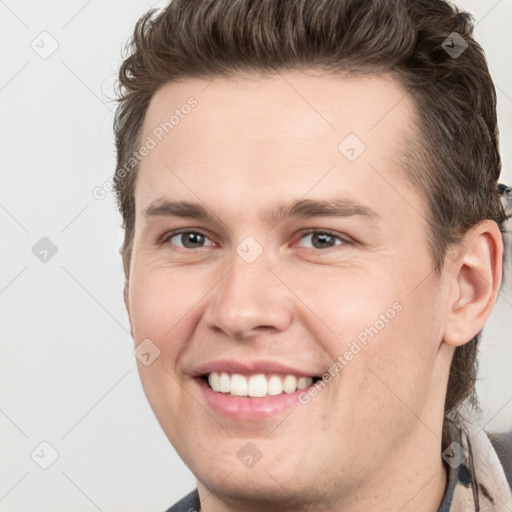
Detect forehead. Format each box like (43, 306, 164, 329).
(142, 71, 413, 149)
(136, 71, 423, 223)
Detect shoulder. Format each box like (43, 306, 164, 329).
(163, 488, 200, 512)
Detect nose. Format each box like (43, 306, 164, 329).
(203, 248, 294, 341)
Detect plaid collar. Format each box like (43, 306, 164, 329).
(438, 420, 512, 511)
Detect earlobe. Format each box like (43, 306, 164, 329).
(443, 220, 503, 347)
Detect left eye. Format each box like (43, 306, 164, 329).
(166, 231, 214, 249)
(296, 231, 345, 250)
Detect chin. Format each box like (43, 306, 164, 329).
(200, 469, 306, 504)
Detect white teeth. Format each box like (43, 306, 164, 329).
(219, 372, 231, 393)
(297, 376, 309, 390)
(230, 373, 248, 396)
(248, 374, 267, 397)
(267, 375, 283, 396)
(206, 372, 313, 397)
(282, 375, 298, 393)
(208, 372, 220, 392)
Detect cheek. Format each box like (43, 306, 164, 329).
(128, 266, 203, 416)
(283, 264, 401, 352)
(320, 304, 440, 473)
(129, 265, 203, 345)
(308, 264, 442, 421)
(342, 280, 444, 427)
(128, 266, 205, 446)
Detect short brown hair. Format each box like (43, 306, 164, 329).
(113, 0, 509, 423)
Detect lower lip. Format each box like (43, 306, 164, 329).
(195, 377, 315, 420)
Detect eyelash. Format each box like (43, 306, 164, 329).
(159, 228, 351, 251)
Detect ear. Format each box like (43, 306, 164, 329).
(124, 279, 133, 338)
(443, 220, 503, 347)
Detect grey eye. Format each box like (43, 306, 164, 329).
(169, 231, 213, 249)
(298, 232, 344, 249)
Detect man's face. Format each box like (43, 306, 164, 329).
(126, 72, 449, 506)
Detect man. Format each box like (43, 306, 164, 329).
(113, 0, 512, 510)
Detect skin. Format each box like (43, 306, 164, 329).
(123, 71, 503, 512)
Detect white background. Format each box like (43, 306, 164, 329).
(1, 1, 511, 511)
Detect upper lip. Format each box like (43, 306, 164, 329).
(192, 359, 321, 378)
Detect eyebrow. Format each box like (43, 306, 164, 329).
(144, 198, 379, 227)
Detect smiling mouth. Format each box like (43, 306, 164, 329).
(201, 372, 322, 398)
